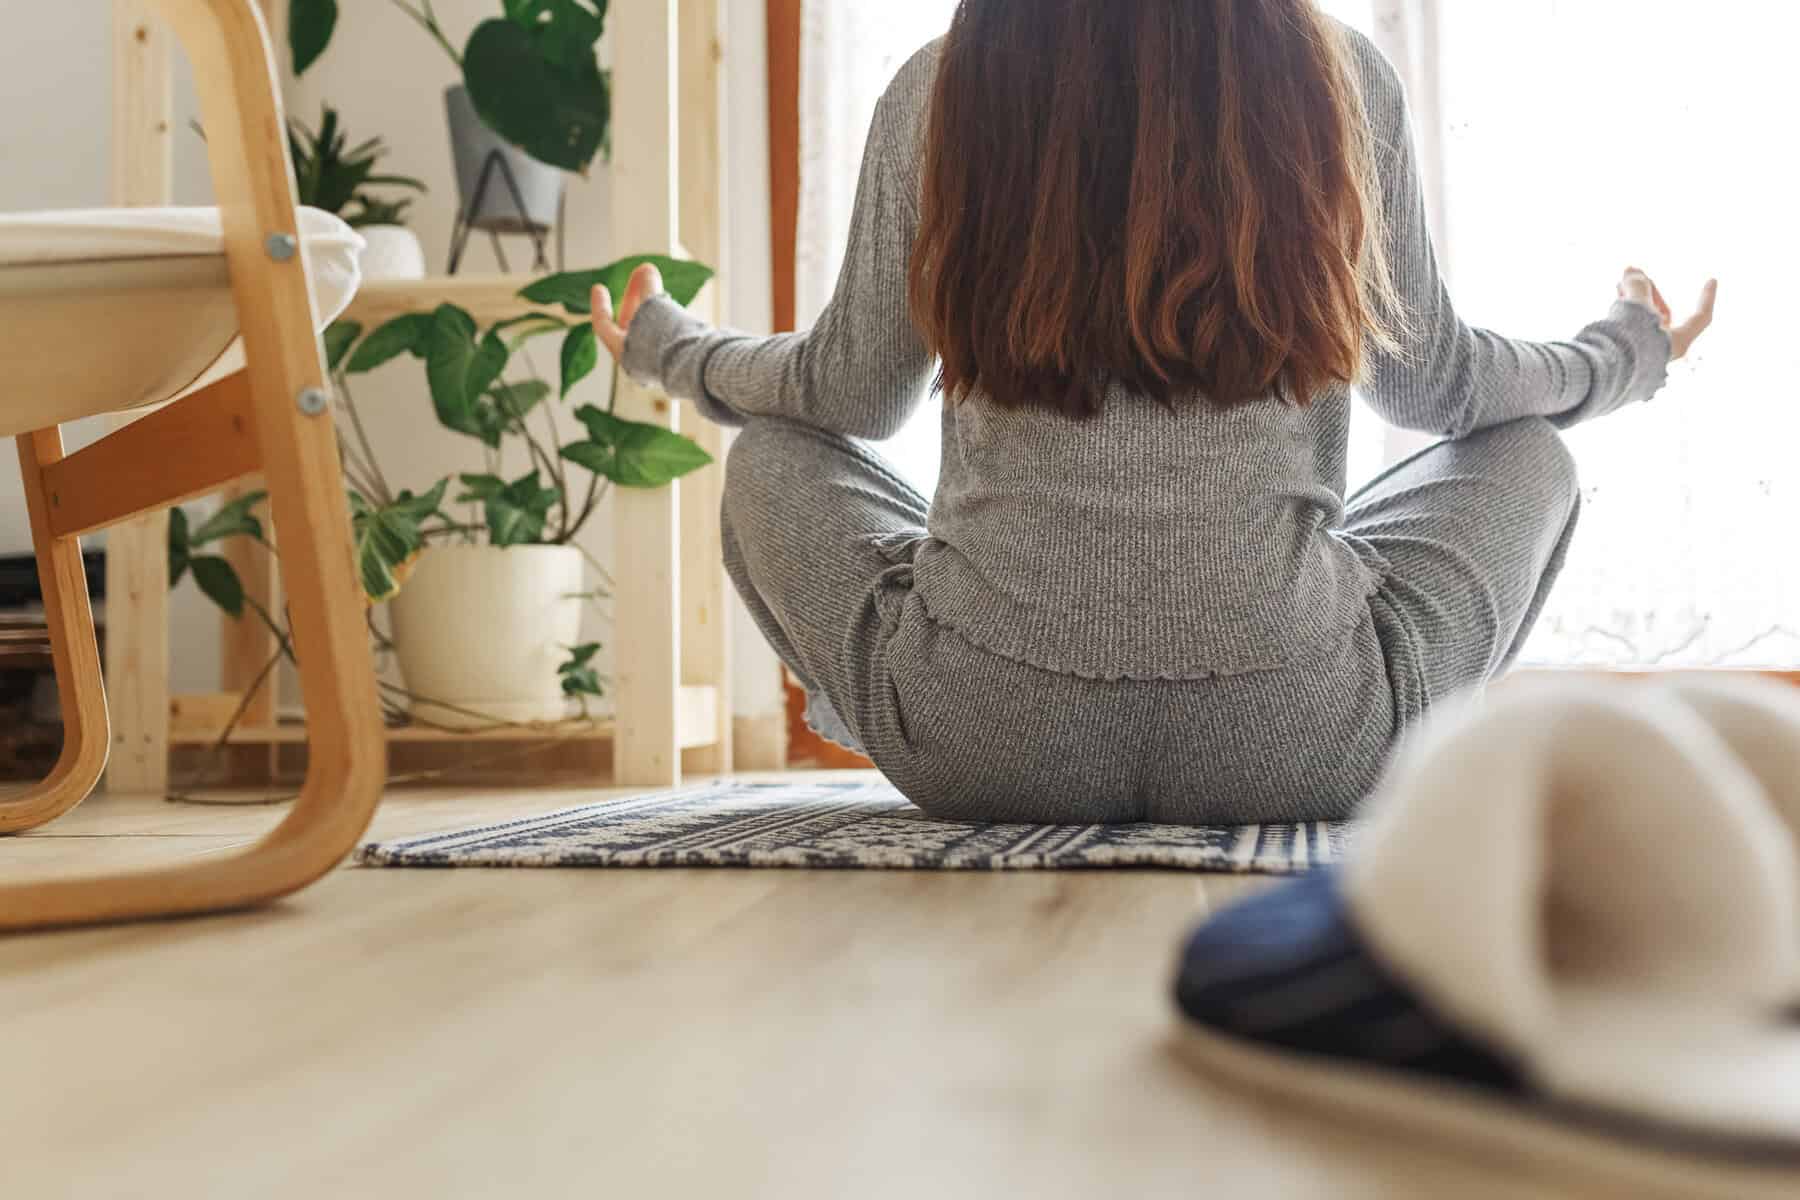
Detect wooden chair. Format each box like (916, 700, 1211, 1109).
(0, 0, 384, 930)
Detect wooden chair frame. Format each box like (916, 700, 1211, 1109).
(0, 0, 385, 929)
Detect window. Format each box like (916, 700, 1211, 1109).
(1426, 2, 1795, 667)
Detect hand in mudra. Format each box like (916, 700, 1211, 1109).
(1619, 267, 1717, 361)
(592, 262, 668, 363)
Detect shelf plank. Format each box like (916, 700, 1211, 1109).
(168, 686, 721, 750)
(340, 276, 562, 328)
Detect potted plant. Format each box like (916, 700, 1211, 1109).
(288, 105, 430, 280)
(172, 256, 714, 736)
(291, 0, 609, 241)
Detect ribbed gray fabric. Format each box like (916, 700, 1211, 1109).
(625, 25, 1671, 824)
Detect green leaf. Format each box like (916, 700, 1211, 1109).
(346, 312, 434, 373)
(351, 496, 426, 603)
(346, 484, 447, 603)
(455, 473, 508, 503)
(323, 321, 362, 372)
(563, 405, 713, 488)
(388, 479, 451, 523)
(483, 471, 559, 546)
(561, 666, 604, 698)
(559, 637, 606, 697)
(519, 255, 714, 316)
(426, 308, 510, 447)
(560, 642, 602, 672)
(560, 323, 599, 396)
(287, 103, 425, 222)
(191, 490, 269, 547)
(526, 0, 606, 70)
(463, 16, 610, 175)
(168, 506, 191, 587)
(491, 380, 552, 426)
(190, 555, 247, 618)
(490, 313, 569, 351)
(290, 0, 338, 76)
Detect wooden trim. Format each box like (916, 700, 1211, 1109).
(678, 0, 735, 774)
(221, 0, 279, 751)
(342, 276, 560, 327)
(610, 0, 685, 788)
(104, 0, 177, 796)
(0, 430, 112, 833)
(733, 711, 789, 772)
(42, 373, 260, 538)
(766, 0, 800, 333)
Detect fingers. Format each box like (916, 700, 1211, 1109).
(590, 266, 670, 363)
(1672, 279, 1720, 342)
(618, 262, 666, 329)
(591, 284, 626, 361)
(1618, 266, 1657, 312)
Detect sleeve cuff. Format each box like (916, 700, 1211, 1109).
(620, 294, 749, 427)
(1555, 300, 1673, 428)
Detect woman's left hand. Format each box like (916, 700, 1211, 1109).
(592, 262, 667, 362)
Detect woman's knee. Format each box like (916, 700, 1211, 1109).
(723, 418, 860, 517)
(723, 419, 791, 509)
(1474, 417, 1580, 501)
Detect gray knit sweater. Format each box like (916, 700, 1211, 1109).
(622, 27, 1672, 682)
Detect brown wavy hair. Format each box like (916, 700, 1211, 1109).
(909, 0, 1402, 417)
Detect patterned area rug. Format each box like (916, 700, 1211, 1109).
(357, 779, 1350, 874)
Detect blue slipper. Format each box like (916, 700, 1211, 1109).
(1172, 680, 1800, 1194)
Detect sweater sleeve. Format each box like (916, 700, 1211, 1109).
(621, 82, 935, 441)
(1347, 33, 1671, 437)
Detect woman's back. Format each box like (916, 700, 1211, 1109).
(768, 33, 1384, 679)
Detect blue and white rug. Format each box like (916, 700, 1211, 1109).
(357, 778, 1349, 874)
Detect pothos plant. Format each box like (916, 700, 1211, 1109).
(170, 254, 713, 722)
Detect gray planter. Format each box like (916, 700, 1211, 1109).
(444, 85, 566, 235)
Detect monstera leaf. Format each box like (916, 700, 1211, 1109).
(464, 2, 610, 175)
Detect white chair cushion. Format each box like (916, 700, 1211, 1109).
(0, 207, 364, 434)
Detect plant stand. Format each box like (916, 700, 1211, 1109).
(445, 149, 566, 276)
(106, 0, 740, 795)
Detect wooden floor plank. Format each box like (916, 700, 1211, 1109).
(0, 778, 1725, 1198)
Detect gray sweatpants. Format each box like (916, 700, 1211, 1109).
(722, 416, 1580, 825)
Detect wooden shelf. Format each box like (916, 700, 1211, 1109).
(169, 685, 721, 751)
(341, 276, 561, 327)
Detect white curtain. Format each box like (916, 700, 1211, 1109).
(795, 0, 1798, 668)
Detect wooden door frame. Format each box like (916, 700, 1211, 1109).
(765, 0, 871, 767)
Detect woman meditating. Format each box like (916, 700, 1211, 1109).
(592, 0, 1715, 825)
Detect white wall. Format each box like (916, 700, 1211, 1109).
(0, 2, 783, 722)
(0, 6, 219, 689)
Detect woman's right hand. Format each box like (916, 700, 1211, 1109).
(1619, 267, 1718, 361)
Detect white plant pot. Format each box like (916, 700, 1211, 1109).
(388, 545, 585, 731)
(356, 225, 427, 282)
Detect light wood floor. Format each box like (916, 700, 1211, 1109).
(0, 777, 1721, 1198)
